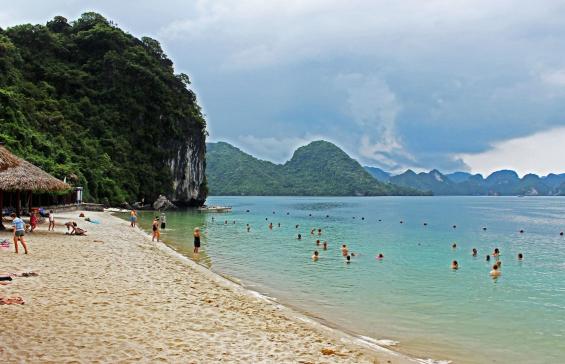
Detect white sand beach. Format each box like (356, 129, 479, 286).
(0, 211, 417, 363)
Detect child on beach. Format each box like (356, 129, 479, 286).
(48, 210, 55, 231)
(11, 213, 28, 255)
(130, 210, 137, 228)
(193, 227, 201, 254)
(29, 211, 37, 233)
(152, 217, 160, 242)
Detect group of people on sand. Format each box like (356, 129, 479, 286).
(4, 210, 89, 255)
(451, 246, 524, 278)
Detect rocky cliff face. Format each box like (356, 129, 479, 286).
(168, 132, 207, 207)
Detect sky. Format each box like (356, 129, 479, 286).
(2, 0, 565, 176)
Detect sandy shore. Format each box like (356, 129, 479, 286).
(0, 211, 418, 363)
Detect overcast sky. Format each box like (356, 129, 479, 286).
(3, 0, 565, 176)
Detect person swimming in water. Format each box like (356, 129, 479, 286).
(297, 234, 302, 240)
(346, 255, 351, 264)
(323, 241, 328, 250)
(451, 260, 459, 270)
(316, 239, 320, 246)
(486, 254, 491, 261)
(341, 244, 348, 257)
(318, 228, 322, 236)
(490, 264, 501, 278)
(310, 228, 315, 235)
(376, 253, 384, 260)
(518, 253, 523, 260)
(312, 251, 319, 261)
(452, 243, 457, 249)
(472, 248, 478, 257)
(295, 224, 299, 229)
(268, 222, 273, 229)
(493, 248, 500, 258)
(247, 224, 251, 232)
(496, 261, 502, 268)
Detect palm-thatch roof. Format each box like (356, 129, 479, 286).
(0, 145, 71, 192)
(0, 145, 21, 172)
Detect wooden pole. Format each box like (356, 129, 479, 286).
(16, 190, 20, 216)
(0, 191, 4, 230)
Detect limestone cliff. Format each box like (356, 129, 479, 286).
(169, 132, 207, 207)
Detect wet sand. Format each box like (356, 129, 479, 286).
(0, 211, 417, 363)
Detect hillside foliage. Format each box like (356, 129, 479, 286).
(0, 13, 206, 205)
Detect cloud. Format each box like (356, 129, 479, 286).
(335, 73, 415, 170)
(455, 127, 565, 176)
(540, 69, 565, 87)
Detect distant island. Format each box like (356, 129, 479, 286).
(0, 13, 207, 206)
(365, 167, 565, 196)
(206, 141, 428, 196)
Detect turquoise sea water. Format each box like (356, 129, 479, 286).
(133, 196, 565, 363)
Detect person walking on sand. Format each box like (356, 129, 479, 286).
(48, 210, 55, 231)
(130, 209, 137, 228)
(11, 213, 28, 254)
(193, 227, 201, 254)
(29, 211, 37, 233)
(152, 217, 160, 242)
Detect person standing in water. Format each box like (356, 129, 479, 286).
(490, 264, 501, 278)
(152, 217, 160, 242)
(160, 212, 167, 230)
(312, 251, 319, 261)
(341, 244, 348, 256)
(193, 227, 201, 254)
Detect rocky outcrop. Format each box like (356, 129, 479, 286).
(168, 132, 207, 207)
(153, 195, 177, 211)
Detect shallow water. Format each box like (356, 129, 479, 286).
(134, 196, 565, 363)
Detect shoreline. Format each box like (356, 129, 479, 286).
(126, 212, 449, 364)
(1, 210, 421, 363)
(124, 213, 425, 363)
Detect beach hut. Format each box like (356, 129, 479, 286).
(0, 143, 71, 228)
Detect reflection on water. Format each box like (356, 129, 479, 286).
(124, 196, 565, 364)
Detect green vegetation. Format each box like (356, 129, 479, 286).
(206, 141, 428, 196)
(0, 13, 206, 205)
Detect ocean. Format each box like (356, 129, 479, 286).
(131, 196, 565, 363)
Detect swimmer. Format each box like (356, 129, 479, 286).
(277, 223, 281, 227)
(423, 222, 428, 226)
(297, 234, 302, 240)
(346, 255, 351, 264)
(311, 228, 315, 235)
(316, 239, 320, 246)
(486, 254, 491, 261)
(561, 232, 564, 236)
(378, 219, 382, 222)
(323, 241, 328, 250)
(452, 243, 457, 249)
(317, 228, 322, 236)
(341, 244, 348, 257)
(376, 253, 384, 260)
(518, 253, 523, 260)
(268, 223, 273, 229)
(519, 229, 524, 233)
(247, 226, 251, 232)
(326, 215, 329, 218)
(490, 264, 501, 278)
(351, 252, 356, 257)
(312, 251, 319, 261)
(233, 220, 236, 224)
(493, 248, 500, 258)
(400, 220, 403, 224)
(295, 224, 299, 229)
(224, 220, 228, 225)
(361, 217, 365, 220)
(482, 227, 487, 231)
(453, 225, 457, 229)
(451, 260, 459, 270)
(496, 261, 502, 268)
(472, 248, 477, 257)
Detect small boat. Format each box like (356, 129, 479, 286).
(197, 206, 232, 213)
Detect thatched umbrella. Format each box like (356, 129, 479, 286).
(0, 144, 71, 225)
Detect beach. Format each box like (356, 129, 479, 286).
(0, 211, 415, 363)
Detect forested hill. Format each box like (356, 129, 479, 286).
(0, 13, 207, 206)
(206, 141, 429, 196)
